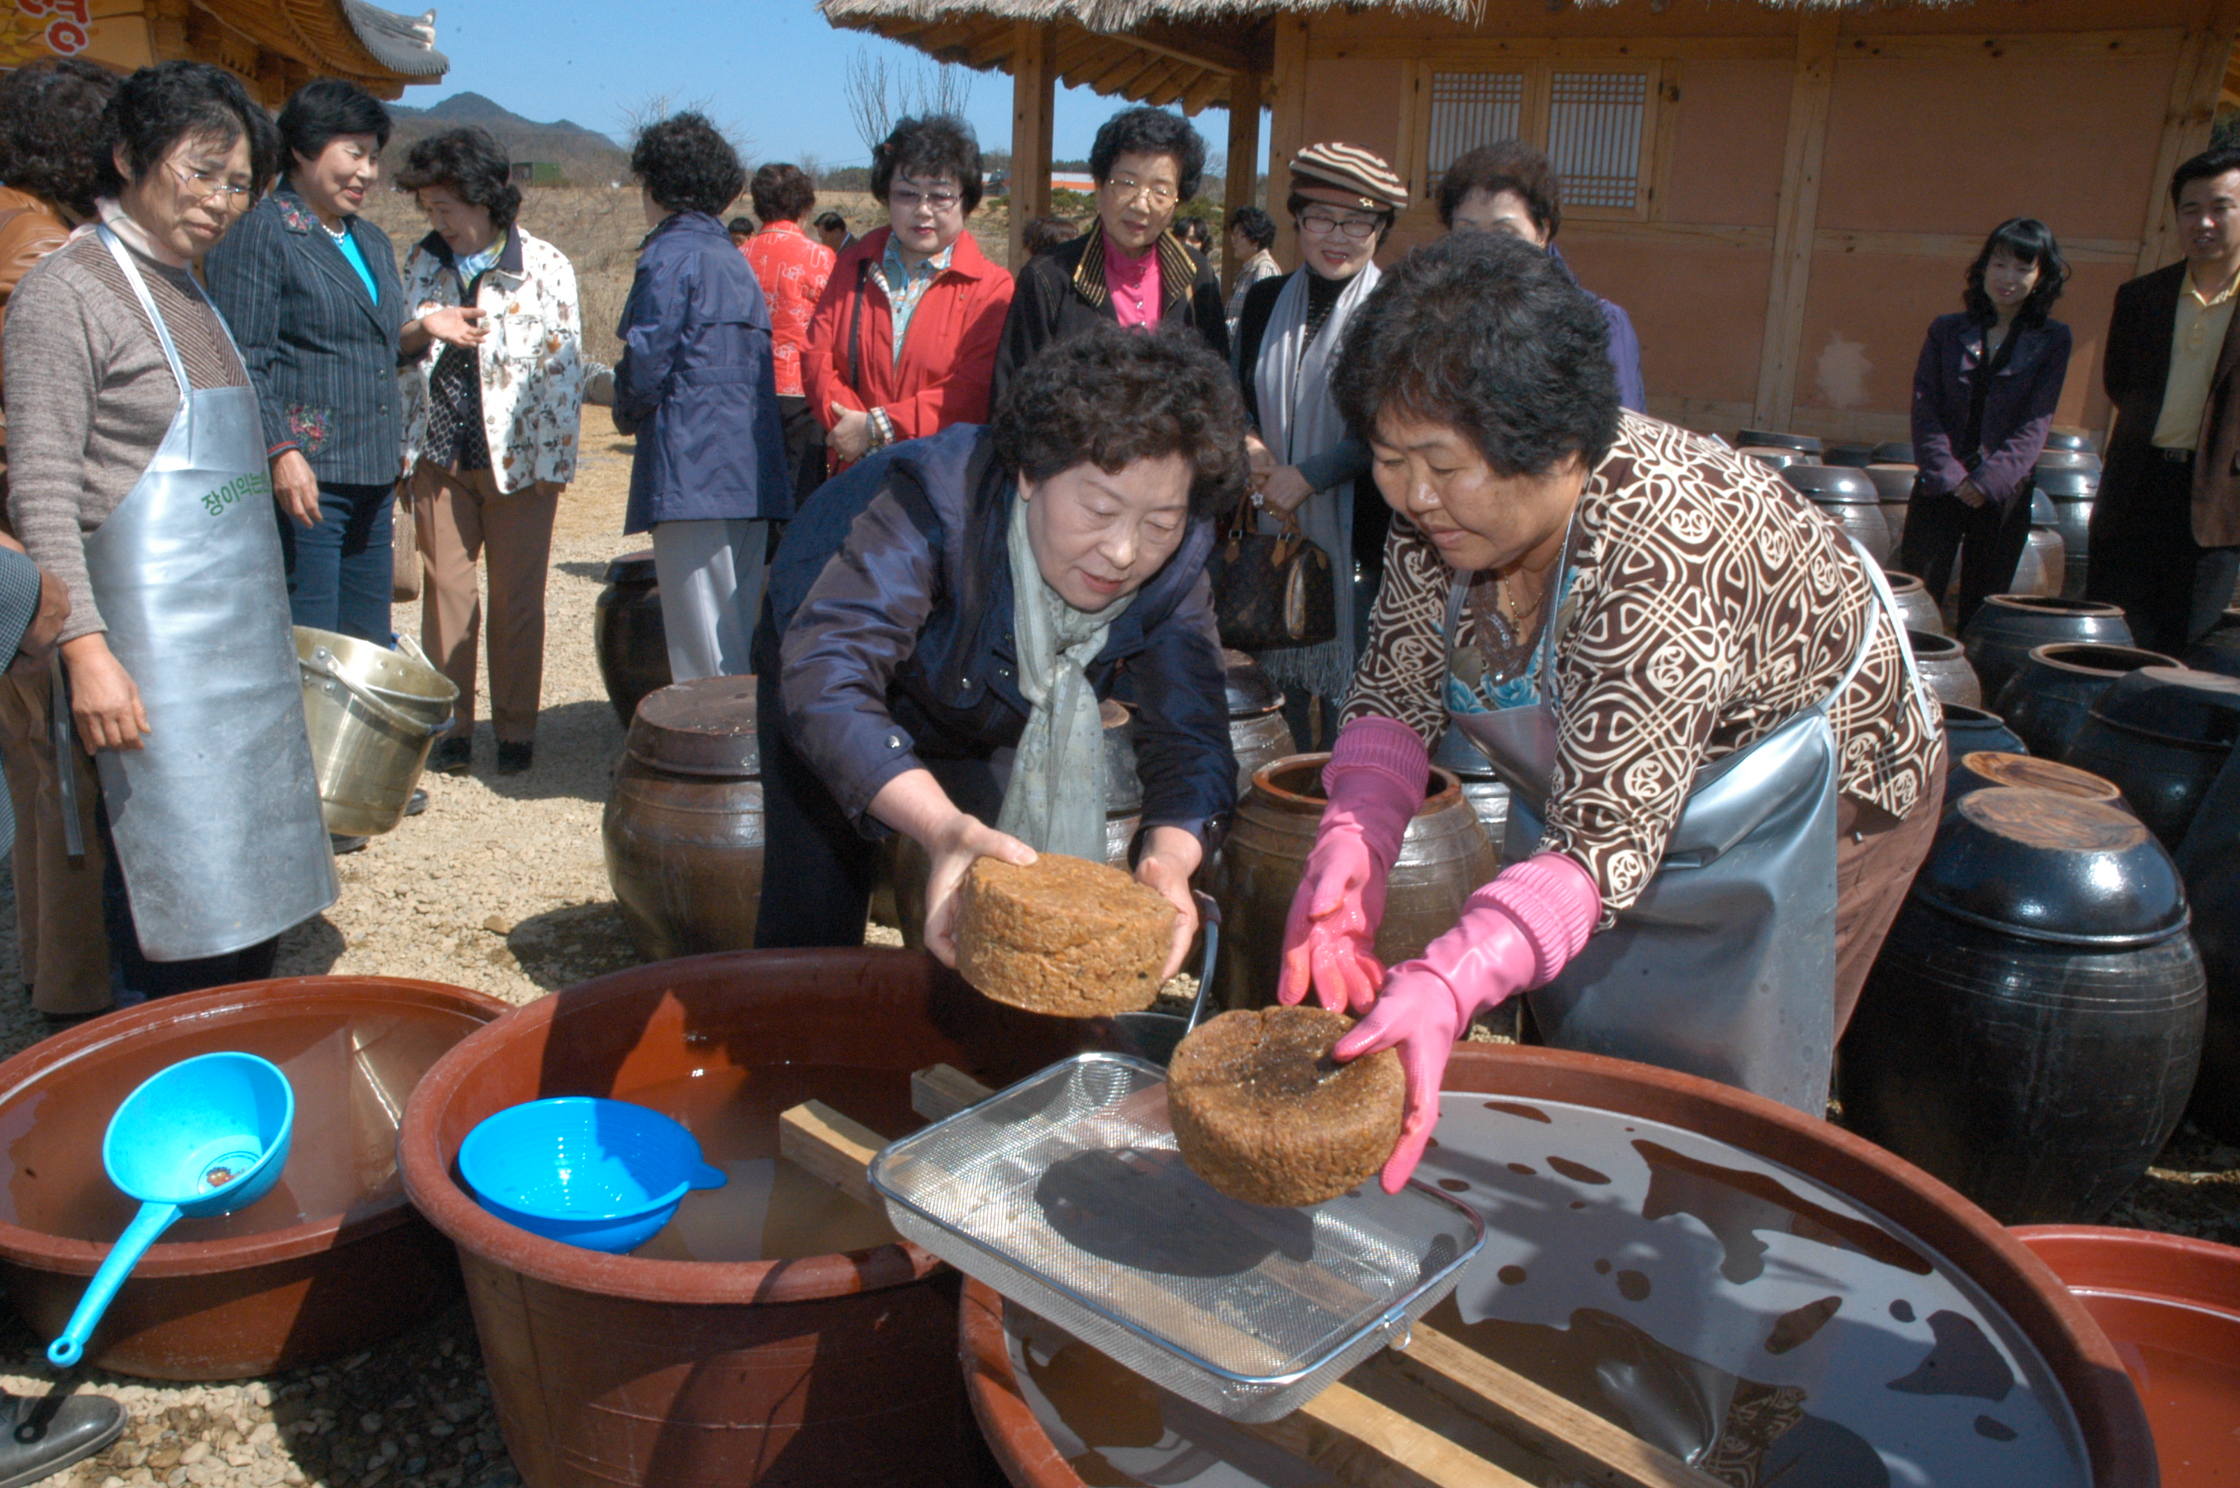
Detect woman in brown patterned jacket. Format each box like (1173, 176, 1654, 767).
(1284, 234, 1945, 1191)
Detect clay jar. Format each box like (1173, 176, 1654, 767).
(2063, 666, 2240, 850)
(593, 550, 671, 727)
(1883, 572, 1943, 636)
(1782, 464, 1891, 567)
(602, 675, 764, 960)
(1434, 723, 1512, 855)
(1941, 702, 2027, 764)
(1221, 649, 1298, 793)
(1840, 787, 2205, 1224)
(2186, 609, 2240, 678)
(1865, 465, 1917, 552)
(2013, 524, 2068, 601)
(0, 977, 505, 1378)
(2034, 468, 2097, 599)
(1736, 428, 1821, 455)
(2186, 851, 2240, 1145)
(1962, 595, 2135, 703)
(1909, 629, 1983, 708)
(1993, 644, 2179, 761)
(1212, 754, 1498, 1010)
(397, 948, 1089, 1488)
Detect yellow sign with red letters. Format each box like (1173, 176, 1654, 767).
(2, 0, 95, 67)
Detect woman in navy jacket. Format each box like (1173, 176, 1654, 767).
(615, 112, 788, 680)
(753, 324, 1245, 973)
(1899, 219, 2072, 630)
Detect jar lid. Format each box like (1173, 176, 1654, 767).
(1823, 442, 1877, 468)
(2043, 428, 2098, 453)
(604, 548, 658, 586)
(627, 675, 760, 776)
(1910, 787, 2188, 947)
(1737, 429, 1822, 454)
(1781, 464, 1878, 502)
(1220, 649, 1283, 716)
(2032, 468, 2098, 499)
(2034, 448, 2102, 471)
(1872, 441, 1915, 464)
(2089, 666, 2240, 747)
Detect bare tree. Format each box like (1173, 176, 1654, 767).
(844, 45, 976, 155)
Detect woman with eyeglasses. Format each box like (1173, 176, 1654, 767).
(205, 79, 405, 656)
(6, 62, 337, 1004)
(1230, 144, 1407, 747)
(993, 106, 1229, 405)
(803, 114, 1013, 477)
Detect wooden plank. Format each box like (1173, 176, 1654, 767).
(777, 1100, 884, 1211)
(1267, 12, 1310, 267)
(1009, 21, 1057, 268)
(1752, 11, 1840, 431)
(1269, 1383, 1537, 1488)
(911, 1063, 990, 1123)
(1813, 227, 2142, 265)
(1834, 27, 2183, 63)
(1224, 69, 1265, 280)
(1310, 35, 1793, 65)
(2135, 0, 2240, 275)
(1370, 1325, 1725, 1488)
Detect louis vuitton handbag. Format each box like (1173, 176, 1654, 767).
(1207, 497, 1336, 651)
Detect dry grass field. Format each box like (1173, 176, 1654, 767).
(359, 186, 1014, 367)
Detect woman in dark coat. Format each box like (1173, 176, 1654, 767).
(205, 78, 403, 646)
(753, 324, 1247, 974)
(1899, 219, 2073, 630)
(615, 111, 789, 681)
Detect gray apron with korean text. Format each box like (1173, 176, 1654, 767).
(80, 226, 335, 959)
(1445, 543, 1930, 1114)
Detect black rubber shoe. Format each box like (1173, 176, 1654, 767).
(496, 741, 534, 775)
(330, 833, 368, 856)
(404, 788, 429, 816)
(0, 1390, 127, 1488)
(428, 736, 472, 775)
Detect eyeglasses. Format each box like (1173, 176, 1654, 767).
(888, 185, 963, 213)
(1299, 209, 1381, 240)
(1104, 176, 1178, 208)
(166, 161, 254, 208)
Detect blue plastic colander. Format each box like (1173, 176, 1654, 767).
(457, 1097, 726, 1253)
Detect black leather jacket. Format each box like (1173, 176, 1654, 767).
(755, 423, 1235, 849)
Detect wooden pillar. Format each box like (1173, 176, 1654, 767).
(1265, 14, 1309, 269)
(2136, 0, 2240, 276)
(1008, 22, 1057, 270)
(147, 0, 188, 59)
(1751, 13, 1840, 433)
(1222, 70, 1263, 292)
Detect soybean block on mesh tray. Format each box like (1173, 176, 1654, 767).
(1168, 1006, 1404, 1207)
(953, 854, 1175, 1016)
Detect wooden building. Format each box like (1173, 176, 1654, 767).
(821, 0, 2240, 443)
(3, 0, 447, 103)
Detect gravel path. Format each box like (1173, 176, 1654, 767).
(0, 422, 2228, 1488)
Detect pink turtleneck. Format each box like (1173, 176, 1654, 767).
(1103, 235, 1161, 330)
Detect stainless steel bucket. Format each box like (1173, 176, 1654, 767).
(296, 627, 456, 837)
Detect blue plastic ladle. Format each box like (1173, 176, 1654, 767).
(47, 1051, 294, 1368)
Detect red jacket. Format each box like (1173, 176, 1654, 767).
(803, 226, 1013, 461)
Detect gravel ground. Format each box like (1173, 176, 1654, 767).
(0, 423, 2227, 1488)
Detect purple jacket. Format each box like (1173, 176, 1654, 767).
(1910, 311, 2072, 514)
(1550, 244, 1645, 412)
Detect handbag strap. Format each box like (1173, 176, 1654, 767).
(846, 257, 871, 399)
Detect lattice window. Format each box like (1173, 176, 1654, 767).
(1425, 71, 1525, 179)
(1547, 71, 1650, 211)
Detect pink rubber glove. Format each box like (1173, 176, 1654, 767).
(1335, 852, 1600, 1193)
(1277, 718, 1430, 1013)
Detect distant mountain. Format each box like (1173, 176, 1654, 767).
(383, 92, 632, 187)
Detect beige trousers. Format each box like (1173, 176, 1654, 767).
(0, 666, 109, 1012)
(411, 461, 560, 743)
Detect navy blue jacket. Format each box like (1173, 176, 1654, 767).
(1911, 311, 2072, 514)
(614, 211, 789, 531)
(755, 423, 1235, 846)
(203, 184, 404, 484)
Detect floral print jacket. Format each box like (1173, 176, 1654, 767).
(398, 225, 583, 494)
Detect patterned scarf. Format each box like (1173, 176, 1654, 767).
(996, 492, 1127, 859)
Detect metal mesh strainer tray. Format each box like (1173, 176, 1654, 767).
(867, 1052, 1485, 1422)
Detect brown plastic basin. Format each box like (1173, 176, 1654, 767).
(397, 947, 1094, 1488)
(2014, 1225, 2240, 1488)
(963, 1044, 2157, 1488)
(0, 976, 507, 1379)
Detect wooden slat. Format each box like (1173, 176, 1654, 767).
(1814, 227, 2142, 265)
(1752, 11, 1840, 431)
(1224, 68, 1265, 289)
(1835, 27, 2183, 62)
(1009, 21, 1057, 268)
(1271, 1383, 1536, 1488)
(776, 1100, 884, 1211)
(1267, 12, 1311, 269)
(1311, 35, 1793, 65)
(2136, 0, 2240, 275)
(911, 1063, 990, 1123)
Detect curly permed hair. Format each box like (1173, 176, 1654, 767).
(870, 115, 984, 214)
(393, 127, 522, 231)
(631, 112, 746, 218)
(0, 57, 119, 220)
(1089, 107, 1205, 201)
(98, 60, 280, 201)
(750, 162, 816, 223)
(1436, 140, 1560, 238)
(992, 322, 1249, 523)
(1333, 233, 1619, 479)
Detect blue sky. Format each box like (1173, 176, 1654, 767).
(422, 0, 1260, 173)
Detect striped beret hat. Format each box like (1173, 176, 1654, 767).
(1289, 142, 1408, 212)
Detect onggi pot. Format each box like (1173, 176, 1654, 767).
(398, 948, 1092, 1488)
(0, 976, 505, 1378)
(1992, 643, 2178, 761)
(1939, 701, 2027, 765)
(963, 1043, 2159, 1488)
(1962, 595, 2134, 703)
(1220, 650, 1296, 793)
(602, 675, 764, 960)
(1883, 569, 1943, 636)
(2063, 666, 2240, 850)
(593, 550, 671, 727)
(1908, 629, 1983, 709)
(1212, 755, 1497, 1009)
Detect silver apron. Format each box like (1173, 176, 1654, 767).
(80, 226, 335, 960)
(1445, 543, 1929, 1114)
